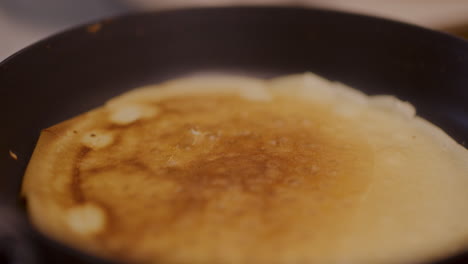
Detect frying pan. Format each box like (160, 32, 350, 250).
(1, 6, 467, 264)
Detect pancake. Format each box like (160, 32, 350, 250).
(22, 73, 468, 264)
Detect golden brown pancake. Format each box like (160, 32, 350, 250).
(22, 73, 468, 264)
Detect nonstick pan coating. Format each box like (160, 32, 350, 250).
(0, 6, 468, 264)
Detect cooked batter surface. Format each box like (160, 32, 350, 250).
(22, 74, 468, 264)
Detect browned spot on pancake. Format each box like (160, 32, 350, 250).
(42, 128, 60, 138)
(72, 147, 91, 203)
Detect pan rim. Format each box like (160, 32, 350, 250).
(1, 5, 468, 69)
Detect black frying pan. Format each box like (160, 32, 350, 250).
(1, 6, 467, 264)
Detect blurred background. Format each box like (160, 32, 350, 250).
(1, 0, 468, 61)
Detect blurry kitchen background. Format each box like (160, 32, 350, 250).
(1, 0, 468, 61)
